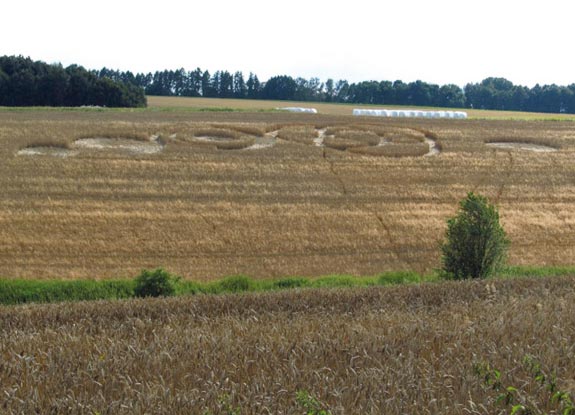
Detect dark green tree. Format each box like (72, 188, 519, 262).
(65, 65, 92, 105)
(335, 79, 349, 102)
(441, 192, 509, 280)
(39, 64, 69, 106)
(134, 268, 178, 298)
(407, 80, 438, 106)
(233, 71, 246, 98)
(246, 72, 261, 98)
(201, 70, 216, 97)
(378, 80, 395, 104)
(0, 68, 8, 100)
(324, 78, 334, 102)
(186, 68, 203, 97)
(437, 84, 465, 108)
(261, 75, 297, 100)
(393, 80, 409, 104)
(218, 70, 234, 98)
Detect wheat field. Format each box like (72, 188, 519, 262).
(1, 107, 575, 280)
(2, 103, 575, 414)
(146, 96, 575, 120)
(1, 277, 574, 414)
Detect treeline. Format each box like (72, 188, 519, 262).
(102, 66, 575, 114)
(3, 55, 575, 113)
(464, 78, 575, 113)
(0, 56, 146, 107)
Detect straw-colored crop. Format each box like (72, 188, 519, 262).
(0, 110, 574, 280)
(1, 276, 574, 414)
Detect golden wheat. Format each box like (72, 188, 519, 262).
(277, 125, 318, 145)
(0, 277, 574, 414)
(0, 110, 575, 279)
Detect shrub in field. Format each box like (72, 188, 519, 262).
(134, 268, 179, 297)
(441, 192, 509, 279)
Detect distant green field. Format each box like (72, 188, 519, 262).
(146, 96, 575, 120)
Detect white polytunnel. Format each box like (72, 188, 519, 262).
(277, 107, 318, 114)
(353, 108, 468, 119)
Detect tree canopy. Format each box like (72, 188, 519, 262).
(128, 68, 575, 113)
(0, 56, 146, 107)
(2, 55, 575, 114)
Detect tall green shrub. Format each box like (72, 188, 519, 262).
(134, 268, 178, 297)
(441, 192, 509, 279)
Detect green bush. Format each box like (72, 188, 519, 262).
(441, 192, 509, 279)
(134, 268, 178, 298)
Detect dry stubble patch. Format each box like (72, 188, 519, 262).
(484, 136, 561, 152)
(277, 125, 318, 145)
(213, 123, 266, 137)
(214, 136, 257, 150)
(325, 129, 381, 147)
(184, 126, 264, 150)
(348, 142, 430, 157)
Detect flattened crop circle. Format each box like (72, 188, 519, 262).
(278, 123, 440, 157)
(190, 127, 277, 151)
(74, 137, 163, 154)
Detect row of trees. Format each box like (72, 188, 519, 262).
(0, 56, 146, 107)
(464, 77, 575, 113)
(2, 56, 575, 113)
(100, 67, 469, 108)
(101, 66, 575, 114)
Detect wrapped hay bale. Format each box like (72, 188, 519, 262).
(278, 107, 318, 114)
(353, 108, 467, 119)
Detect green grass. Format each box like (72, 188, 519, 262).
(0, 267, 573, 306)
(495, 265, 575, 278)
(0, 279, 134, 305)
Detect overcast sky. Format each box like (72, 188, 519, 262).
(2, 0, 573, 87)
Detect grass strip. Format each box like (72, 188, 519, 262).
(0, 271, 423, 306)
(1, 267, 573, 306)
(496, 265, 575, 278)
(0, 279, 134, 305)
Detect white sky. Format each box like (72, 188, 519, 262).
(2, 0, 574, 87)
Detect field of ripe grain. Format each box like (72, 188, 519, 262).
(1, 277, 574, 414)
(147, 95, 575, 120)
(1, 107, 575, 280)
